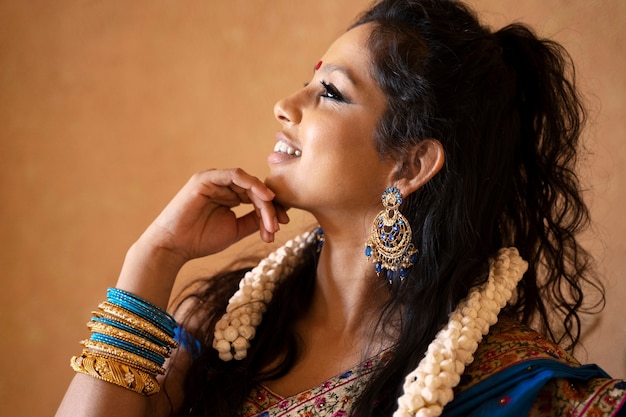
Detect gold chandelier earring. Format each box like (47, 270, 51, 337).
(365, 186, 418, 283)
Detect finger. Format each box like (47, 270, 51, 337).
(246, 190, 279, 233)
(227, 184, 252, 204)
(274, 202, 290, 224)
(227, 168, 276, 201)
(193, 174, 241, 202)
(229, 184, 246, 194)
(194, 169, 278, 233)
(192, 171, 256, 207)
(232, 188, 252, 204)
(201, 169, 275, 208)
(236, 211, 274, 243)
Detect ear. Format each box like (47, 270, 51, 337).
(394, 139, 444, 195)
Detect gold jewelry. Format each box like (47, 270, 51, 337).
(83, 348, 162, 377)
(87, 320, 171, 357)
(70, 291, 180, 395)
(71, 352, 159, 395)
(81, 339, 165, 375)
(365, 186, 418, 281)
(95, 302, 178, 348)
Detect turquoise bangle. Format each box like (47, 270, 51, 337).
(106, 288, 176, 335)
(90, 317, 166, 349)
(107, 288, 173, 320)
(90, 333, 165, 366)
(107, 300, 172, 335)
(106, 288, 176, 332)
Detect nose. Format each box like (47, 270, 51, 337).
(273, 89, 304, 126)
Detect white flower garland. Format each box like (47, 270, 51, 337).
(393, 247, 527, 417)
(213, 230, 527, 416)
(213, 229, 318, 361)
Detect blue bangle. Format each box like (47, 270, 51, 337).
(90, 317, 166, 349)
(107, 288, 172, 319)
(90, 333, 164, 365)
(90, 332, 165, 366)
(107, 300, 172, 335)
(106, 288, 176, 335)
(106, 288, 176, 331)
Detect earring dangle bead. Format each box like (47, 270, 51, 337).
(365, 186, 417, 282)
(315, 226, 325, 253)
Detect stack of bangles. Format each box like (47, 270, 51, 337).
(70, 288, 179, 396)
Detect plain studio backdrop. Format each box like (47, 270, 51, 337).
(1, 1, 624, 416)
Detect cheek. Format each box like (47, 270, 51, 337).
(301, 111, 383, 170)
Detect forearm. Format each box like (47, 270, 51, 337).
(56, 374, 151, 417)
(56, 241, 187, 417)
(114, 235, 189, 310)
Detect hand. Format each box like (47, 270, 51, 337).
(138, 168, 289, 264)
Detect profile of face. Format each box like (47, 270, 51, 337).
(265, 23, 399, 221)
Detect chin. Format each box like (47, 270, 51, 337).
(264, 175, 293, 209)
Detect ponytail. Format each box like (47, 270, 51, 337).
(494, 24, 603, 349)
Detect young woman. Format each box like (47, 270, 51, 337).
(56, 0, 625, 416)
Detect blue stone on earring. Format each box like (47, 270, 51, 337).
(315, 227, 325, 253)
(365, 186, 418, 282)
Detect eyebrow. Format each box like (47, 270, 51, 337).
(318, 63, 357, 86)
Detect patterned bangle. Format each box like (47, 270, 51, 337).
(83, 348, 162, 377)
(87, 320, 171, 357)
(90, 316, 165, 348)
(89, 333, 165, 366)
(71, 352, 159, 396)
(106, 288, 176, 334)
(96, 303, 178, 348)
(81, 339, 165, 375)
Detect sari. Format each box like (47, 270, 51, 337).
(238, 317, 625, 417)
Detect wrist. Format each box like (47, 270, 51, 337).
(114, 239, 188, 310)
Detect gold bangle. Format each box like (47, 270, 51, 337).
(81, 339, 165, 375)
(87, 321, 171, 357)
(95, 302, 178, 348)
(84, 348, 161, 377)
(71, 352, 159, 396)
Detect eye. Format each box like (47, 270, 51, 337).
(320, 80, 346, 102)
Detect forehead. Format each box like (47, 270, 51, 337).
(318, 23, 375, 87)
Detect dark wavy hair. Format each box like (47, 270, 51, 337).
(171, 1, 603, 416)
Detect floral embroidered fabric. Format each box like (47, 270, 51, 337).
(239, 352, 391, 417)
(457, 316, 581, 390)
(448, 316, 626, 416)
(238, 317, 625, 416)
(531, 377, 626, 416)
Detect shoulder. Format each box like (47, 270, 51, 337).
(458, 316, 578, 391)
(452, 316, 626, 417)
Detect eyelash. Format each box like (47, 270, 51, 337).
(320, 80, 346, 102)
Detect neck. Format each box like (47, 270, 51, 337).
(307, 226, 391, 338)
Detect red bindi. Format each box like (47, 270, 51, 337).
(314, 60, 323, 71)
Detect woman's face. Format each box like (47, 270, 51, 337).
(266, 23, 397, 220)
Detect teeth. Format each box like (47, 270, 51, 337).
(274, 141, 301, 157)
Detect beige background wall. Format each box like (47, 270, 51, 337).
(1, 1, 624, 416)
